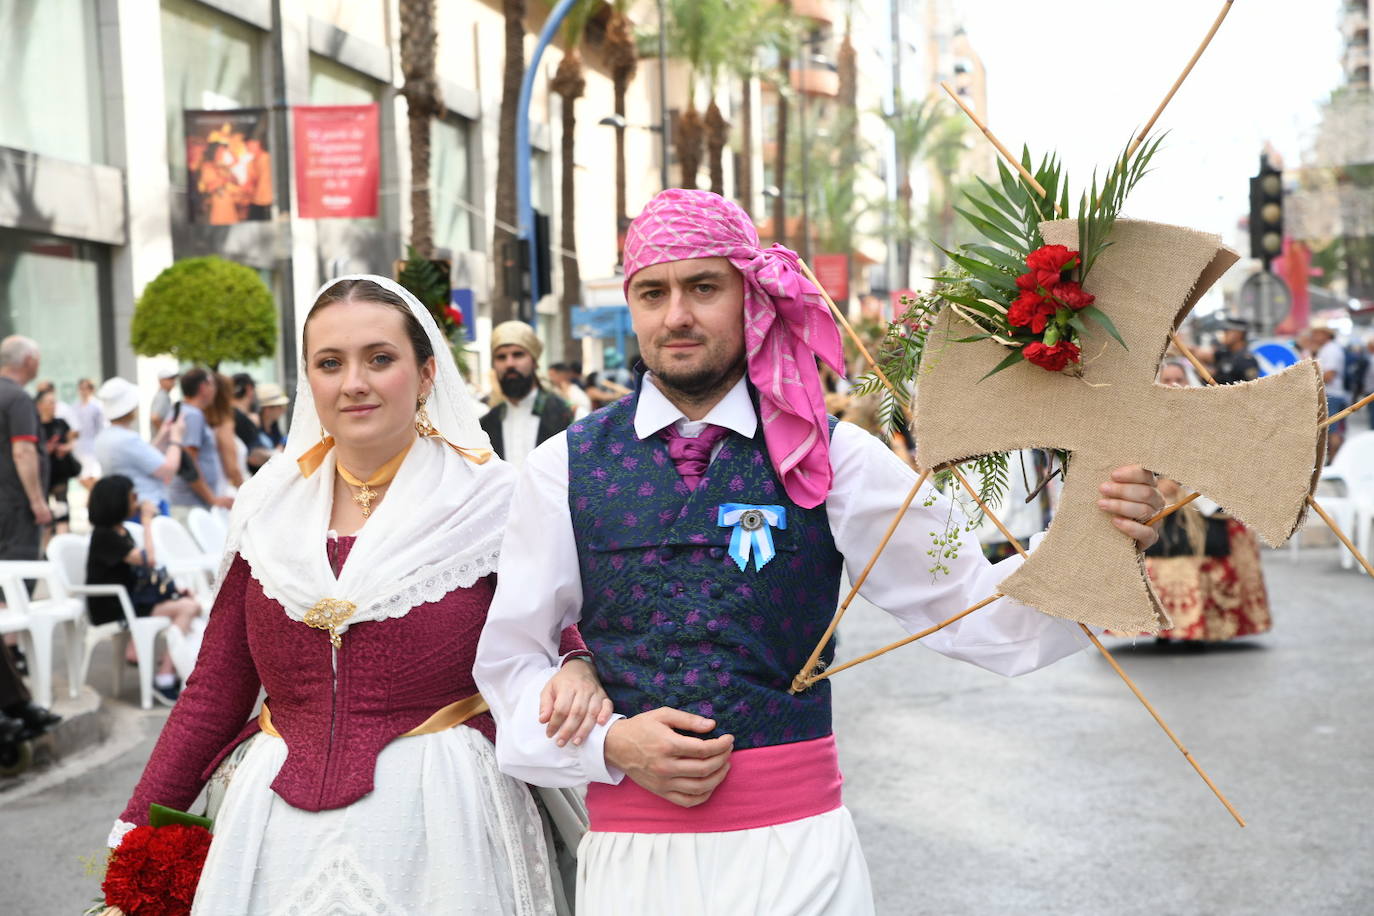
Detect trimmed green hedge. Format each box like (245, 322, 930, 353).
(131, 257, 277, 370)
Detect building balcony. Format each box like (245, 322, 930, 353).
(789, 65, 839, 98)
(1342, 8, 1369, 39)
(791, 0, 837, 24)
(1346, 42, 1371, 74)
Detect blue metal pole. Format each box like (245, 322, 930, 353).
(516, 0, 580, 325)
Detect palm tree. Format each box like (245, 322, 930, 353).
(550, 2, 597, 356)
(604, 0, 638, 255)
(720, 0, 792, 212)
(660, 0, 721, 189)
(491, 0, 527, 324)
(399, 0, 442, 257)
(886, 92, 942, 288)
(771, 0, 792, 246)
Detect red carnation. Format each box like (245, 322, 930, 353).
(104, 822, 213, 916)
(444, 304, 465, 326)
(1022, 340, 1082, 372)
(1051, 281, 1095, 311)
(1007, 290, 1058, 334)
(1025, 244, 1078, 275)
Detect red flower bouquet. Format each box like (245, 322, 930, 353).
(93, 813, 213, 916)
(891, 137, 1161, 379)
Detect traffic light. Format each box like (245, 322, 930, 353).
(1249, 156, 1283, 270)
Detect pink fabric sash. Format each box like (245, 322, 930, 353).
(586, 734, 843, 834)
(622, 189, 845, 509)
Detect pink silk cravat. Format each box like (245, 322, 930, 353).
(659, 424, 730, 491)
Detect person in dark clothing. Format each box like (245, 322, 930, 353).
(86, 475, 201, 704)
(36, 388, 78, 533)
(1211, 316, 1260, 385)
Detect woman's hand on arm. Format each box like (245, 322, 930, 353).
(539, 657, 613, 747)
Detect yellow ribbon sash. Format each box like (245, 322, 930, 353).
(258, 693, 489, 740)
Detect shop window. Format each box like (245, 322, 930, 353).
(161, 0, 266, 193)
(0, 0, 104, 163)
(431, 116, 476, 254)
(0, 230, 107, 394)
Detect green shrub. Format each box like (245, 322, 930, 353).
(131, 257, 277, 370)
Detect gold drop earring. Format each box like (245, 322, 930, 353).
(415, 397, 437, 438)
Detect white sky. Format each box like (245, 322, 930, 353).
(957, 0, 1346, 245)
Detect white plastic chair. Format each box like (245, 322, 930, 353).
(149, 516, 218, 596)
(1323, 431, 1374, 573)
(0, 561, 84, 709)
(1292, 431, 1374, 573)
(187, 506, 227, 556)
(46, 533, 171, 711)
(123, 521, 144, 551)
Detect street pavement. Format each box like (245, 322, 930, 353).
(1, 546, 1370, 914)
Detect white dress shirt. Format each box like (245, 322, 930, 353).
(473, 374, 1088, 789)
(500, 388, 541, 468)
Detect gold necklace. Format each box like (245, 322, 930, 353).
(335, 442, 412, 517)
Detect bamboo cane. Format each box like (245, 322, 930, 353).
(798, 259, 908, 421)
(1168, 332, 1374, 578)
(1080, 624, 1247, 826)
(1308, 495, 1374, 579)
(791, 468, 931, 694)
(1149, 491, 1201, 526)
(797, 595, 1001, 688)
(943, 464, 1246, 827)
(1173, 332, 1219, 385)
(1128, 1, 1236, 158)
(940, 82, 1050, 202)
(1323, 390, 1374, 428)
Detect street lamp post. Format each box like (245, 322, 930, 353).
(516, 0, 580, 324)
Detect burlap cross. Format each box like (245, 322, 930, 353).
(914, 219, 1327, 634)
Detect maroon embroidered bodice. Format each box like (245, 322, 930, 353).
(120, 538, 585, 823)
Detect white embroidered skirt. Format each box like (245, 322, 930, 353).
(192, 727, 556, 915)
(575, 806, 873, 916)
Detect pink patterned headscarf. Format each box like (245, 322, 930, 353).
(623, 189, 845, 509)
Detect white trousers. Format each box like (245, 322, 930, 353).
(576, 806, 874, 916)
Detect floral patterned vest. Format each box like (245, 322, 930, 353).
(567, 392, 842, 750)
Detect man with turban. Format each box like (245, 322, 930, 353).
(480, 320, 573, 468)
(475, 190, 1163, 913)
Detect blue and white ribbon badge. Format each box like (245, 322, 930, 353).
(717, 503, 787, 572)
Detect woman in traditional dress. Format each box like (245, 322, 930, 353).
(1143, 361, 1272, 643)
(110, 276, 609, 913)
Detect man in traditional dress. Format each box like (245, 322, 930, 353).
(474, 189, 1164, 914)
(480, 320, 573, 468)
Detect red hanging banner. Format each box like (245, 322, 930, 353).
(293, 104, 380, 219)
(811, 253, 850, 303)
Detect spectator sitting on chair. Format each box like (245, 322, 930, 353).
(86, 475, 201, 706)
(94, 377, 184, 516)
(479, 321, 573, 468)
(167, 368, 233, 521)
